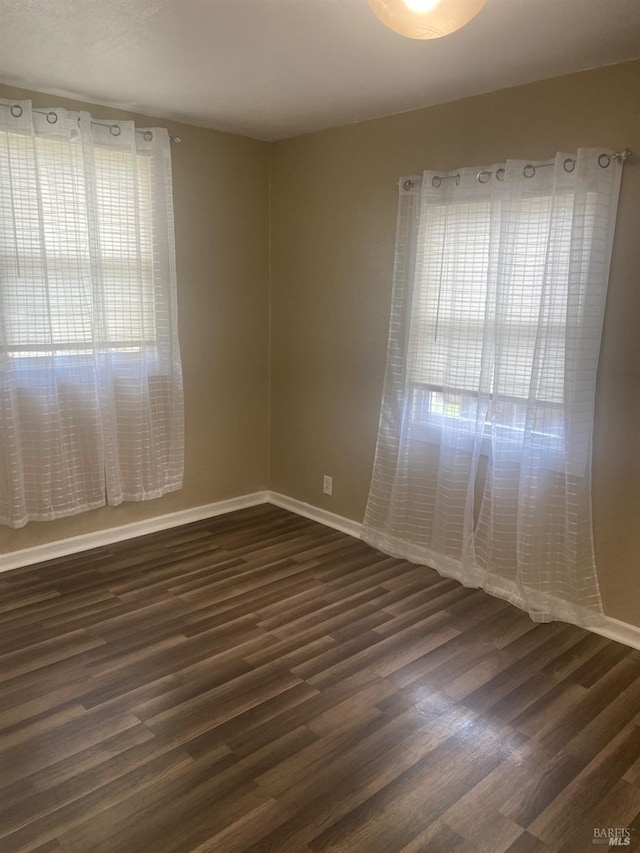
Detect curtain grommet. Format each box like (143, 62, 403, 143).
(432, 176, 441, 188)
(10, 104, 23, 118)
(563, 158, 575, 173)
(496, 167, 505, 181)
(143, 130, 153, 141)
(110, 124, 122, 137)
(46, 111, 58, 125)
(402, 179, 414, 191)
(598, 153, 611, 169)
(477, 170, 491, 184)
(523, 164, 536, 178)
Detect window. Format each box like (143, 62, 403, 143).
(0, 136, 156, 357)
(363, 151, 623, 627)
(0, 99, 183, 528)
(406, 189, 595, 458)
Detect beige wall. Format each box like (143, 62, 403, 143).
(270, 59, 640, 626)
(0, 83, 271, 557)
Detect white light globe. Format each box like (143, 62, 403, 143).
(368, 0, 487, 39)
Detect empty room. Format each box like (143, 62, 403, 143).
(1, 1, 640, 850)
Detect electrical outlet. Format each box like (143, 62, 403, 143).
(323, 475, 333, 496)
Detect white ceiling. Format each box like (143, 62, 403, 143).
(1, 0, 640, 141)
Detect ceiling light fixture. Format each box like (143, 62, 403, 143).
(368, 0, 487, 39)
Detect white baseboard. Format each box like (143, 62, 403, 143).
(267, 493, 640, 650)
(1, 489, 356, 573)
(267, 491, 363, 539)
(590, 615, 640, 652)
(0, 491, 269, 573)
(3, 487, 640, 652)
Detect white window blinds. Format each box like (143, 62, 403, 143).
(1, 139, 157, 354)
(409, 192, 594, 405)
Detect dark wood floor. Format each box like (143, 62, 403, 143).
(1, 505, 640, 852)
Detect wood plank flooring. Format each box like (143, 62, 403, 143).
(1, 504, 640, 852)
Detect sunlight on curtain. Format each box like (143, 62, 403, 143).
(0, 99, 184, 528)
(363, 150, 623, 627)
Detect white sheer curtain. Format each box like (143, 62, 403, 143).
(0, 99, 184, 528)
(363, 149, 623, 627)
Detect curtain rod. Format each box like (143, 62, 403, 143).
(5, 103, 181, 144)
(402, 148, 632, 190)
